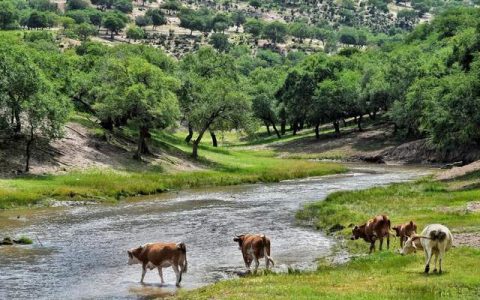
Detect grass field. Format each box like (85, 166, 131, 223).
(0, 130, 346, 209)
(179, 175, 480, 299)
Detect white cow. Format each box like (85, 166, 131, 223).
(401, 224, 453, 274)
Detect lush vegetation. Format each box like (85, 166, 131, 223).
(180, 175, 480, 299)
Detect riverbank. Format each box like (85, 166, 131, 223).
(179, 172, 480, 299)
(0, 143, 345, 209)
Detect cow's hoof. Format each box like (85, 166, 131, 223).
(424, 266, 430, 274)
(176, 283, 181, 288)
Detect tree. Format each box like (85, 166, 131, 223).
(209, 33, 230, 52)
(92, 57, 180, 159)
(244, 19, 263, 40)
(146, 9, 167, 29)
(67, 0, 89, 10)
(126, 26, 145, 41)
(75, 23, 97, 41)
(179, 47, 251, 158)
(135, 15, 152, 28)
(103, 13, 126, 39)
(211, 13, 232, 33)
(0, 44, 40, 134)
(0, 1, 18, 29)
(231, 11, 245, 32)
(249, 0, 261, 10)
(263, 21, 287, 44)
(114, 0, 133, 13)
(27, 11, 49, 29)
(23, 89, 71, 173)
(289, 22, 311, 43)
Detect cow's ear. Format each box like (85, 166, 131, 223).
(409, 221, 414, 226)
(354, 225, 358, 230)
(127, 251, 132, 258)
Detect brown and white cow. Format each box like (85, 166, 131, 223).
(393, 220, 417, 248)
(351, 215, 391, 253)
(233, 234, 274, 273)
(127, 242, 187, 287)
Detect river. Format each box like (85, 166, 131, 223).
(0, 165, 430, 299)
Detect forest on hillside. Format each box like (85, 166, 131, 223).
(1, 2, 480, 171)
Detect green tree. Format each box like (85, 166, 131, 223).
(75, 23, 97, 41)
(263, 21, 288, 44)
(103, 13, 126, 39)
(126, 26, 145, 41)
(231, 11, 245, 32)
(209, 33, 230, 52)
(179, 47, 251, 158)
(0, 1, 18, 29)
(93, 57, 180, 159)
(146, 8, 167, 29)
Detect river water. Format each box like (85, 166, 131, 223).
(0, 165, 430, 299)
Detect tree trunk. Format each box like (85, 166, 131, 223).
(185, 124, 193, 143)
(14, 109, 21, 133)
(134, 126, 150, 160)
(333, 121, 340, 137)
(315, 123, 320, 139)
(358, 115, 363, 132)
(342, 118, 347, 127)
(292, 122, 298, 135)
(280, 120, 286, 135)
(265, 122, 271, 135)
(272, 123, 281, 138)
(192, 127, 208, 159)
(25, 128, 34, 173)
(210, 131, 218, 147)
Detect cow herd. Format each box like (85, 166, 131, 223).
(127, 215, 453, 287)
(350, 214, 453, 274)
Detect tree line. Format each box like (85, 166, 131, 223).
(1, 7, 480, 172)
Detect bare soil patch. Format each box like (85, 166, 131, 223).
(0, 122, 202, 177)
(455, 233, 480, 248)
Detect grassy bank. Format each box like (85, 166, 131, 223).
(0, 132, 345, 209)
(179, 175, 480, 299)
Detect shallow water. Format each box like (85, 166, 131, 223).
(0, 165, 430, 299)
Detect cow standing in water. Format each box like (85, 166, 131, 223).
(233, 234, 275, 273)
(127, 242, 187, 287)
(351, 215, 392, 253)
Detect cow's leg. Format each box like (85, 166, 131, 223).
(158, 267, 164, 284)
(424, 248, 433, 274)
(141, 264, 147, 283)
(265, 256, 270, 270)
(387, 234, 390, 250)
(379, 237, 384, 251)
(400, 236, 404, 248)
(438, 247, 445, 274)
(172, 265, 182, 287)
(433, 253, 438, 273)
(253, 256, 260, 274)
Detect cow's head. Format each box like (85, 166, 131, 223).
(127, 246, 143, 265)
(400, 236, 418, 255)
(351, 225, 362, 240)
(233, 234, 245, 249)
(408, 221, 417, 233)
(392, 226, 401, 237)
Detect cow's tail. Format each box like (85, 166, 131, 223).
(261, 235, 275, 267)
(429, 230, 447, 242)
(177, 242, 188, 273)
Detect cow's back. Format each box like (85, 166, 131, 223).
(242, 235, 268, 258)
(143, 243, 184, 266)
(421, 224, 453, 251)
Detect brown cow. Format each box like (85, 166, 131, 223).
(393, 221, 417, 248)
(351, 215, 391, 253)
(127, 242, 187, 287)
(233, 234, 274, 273)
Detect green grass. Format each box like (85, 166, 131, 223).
(179, 177, 480, 299)
(0, 131, 346, 209)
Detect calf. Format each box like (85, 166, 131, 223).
(351, 215, 391, 253)
(233, 234, 274, 273)
(401, 224, 453, 274)
(127, 242, 187, 286)
(393, 220, 417, 248)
